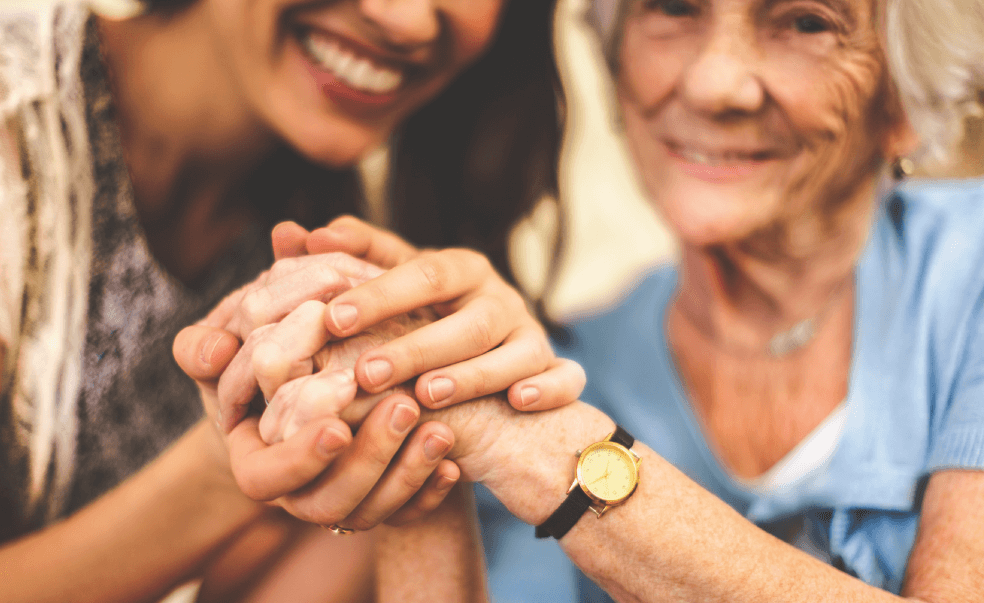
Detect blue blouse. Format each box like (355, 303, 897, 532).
(478, 179, 984, 601)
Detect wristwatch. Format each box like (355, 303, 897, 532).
(535, 425, 641, 539)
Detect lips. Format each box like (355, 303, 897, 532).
(291, 24, 424, 111)
(665, 140, 777, 183)
(300, 30, 403, 95)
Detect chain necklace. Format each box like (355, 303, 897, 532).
(674, 279, 851, 359)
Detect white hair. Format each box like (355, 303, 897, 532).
(588, 0, 984, 162)
(885, 0, 984, 160)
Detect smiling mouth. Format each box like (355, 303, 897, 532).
(667, 142, 775, 165)
(298, 29, 405, 96)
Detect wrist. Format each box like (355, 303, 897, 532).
(436, 400, 615, 526)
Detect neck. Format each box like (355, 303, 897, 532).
(673, 185, 879, 355)
(97, 11, 277, 227)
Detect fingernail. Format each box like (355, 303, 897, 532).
(328, 368, 356, 384)
(364, 359, 393, 387)
(424, 435, 452, 462)
(200, 332, 224, 368)
(390, 403, 418, 435)
(427, 377, 455, 405)
(437, 475, 458, 490)
(330, 303, 358, 331)
(318, 427, 348, 457)
(520, 386, 541, 408)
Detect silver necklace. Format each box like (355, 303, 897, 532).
(675, 280, 850, 359)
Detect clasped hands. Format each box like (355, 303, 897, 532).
(174, 216, 585, 530)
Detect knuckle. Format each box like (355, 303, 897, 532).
(361, 434, 396, 469)
(239, 289, 273, 334)
(347, 514, 377, 532)
(467, 312, 496, 351)
(306, 262, 343, 289)
(399, 468, 430, 493)
(330, 214, 362, 230)
(268, 257, 298, 281)
(415, 254, 451, 297)
(527, 335, 553, 369)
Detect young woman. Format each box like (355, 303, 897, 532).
(0, 0, 580, 600)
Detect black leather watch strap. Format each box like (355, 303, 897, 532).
(535, 484, 591, 539)
(535, 425, 636, 540)
(611, 424, 635, 448)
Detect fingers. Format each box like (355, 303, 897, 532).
(174, 325, 242, 420)
(173, 325, 241, 382)
(408, 323, 551, 408)
(277, 394, 447, 527)
(506, 357, 586, 412)
(251, 300, 333, 402)
(382, 460, 461, 527)
(226, 259, 355, 340)
(340, 422, 455, 531)
(227, 415, 352, 501)
(219, 300, 334, 432)
(258, 367, 358, 445)
(271, 221, 311, 260)
(322, 248, 496, 344)
(306, 215, 419, 269)
(350, 297, 527, 400)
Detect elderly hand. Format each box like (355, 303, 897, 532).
(250, 301, 570, 494)
(175, 250, 460, 529)
(273, 216, 586, 411)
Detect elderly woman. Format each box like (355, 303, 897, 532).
(187, 0, 984, 600)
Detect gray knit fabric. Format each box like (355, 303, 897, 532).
(0, 2, 271, 538)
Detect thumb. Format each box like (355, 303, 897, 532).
(271, 221, 311, 260)
(174, 325, 241, 382)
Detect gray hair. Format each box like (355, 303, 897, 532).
(587, 0, 984, 162)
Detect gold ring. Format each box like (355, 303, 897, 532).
(322, 523, 356, 536)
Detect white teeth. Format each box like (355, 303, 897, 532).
(679, 148, 758, 165)
(301, 33, 404, 95)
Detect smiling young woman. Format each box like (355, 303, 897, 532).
(0, 0, 566, 600)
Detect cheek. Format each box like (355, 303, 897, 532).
(448, 2, 506, 64)
(766, 42, 884, 149)
(617, 27, 687, 112)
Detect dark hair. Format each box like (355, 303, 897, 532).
(143, 0, 564, 295)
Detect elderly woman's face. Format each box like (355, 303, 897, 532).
(617, 0, 908, 247)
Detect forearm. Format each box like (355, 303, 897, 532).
(0, 420, 267, 603)
(469, 402, 912, 603)
(374, 484, 488, 603)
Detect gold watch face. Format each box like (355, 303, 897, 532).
(576, 441, 639, 504)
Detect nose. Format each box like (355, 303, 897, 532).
(680, 20, 765, 116)
(359, 0, 440, 49)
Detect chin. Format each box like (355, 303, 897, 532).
(286, 121, 384, 168)
(652, 184, 777, 248)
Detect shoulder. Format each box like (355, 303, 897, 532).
(875, 179, 984, 308)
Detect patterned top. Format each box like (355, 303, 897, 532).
(0, 3, 271, 540)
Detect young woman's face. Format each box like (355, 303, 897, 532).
(205, 0, 505, 166)
(616, 0, 911, 249)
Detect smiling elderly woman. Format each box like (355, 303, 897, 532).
(186, 0, 984, 600)
(470, 0, 984, 600)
